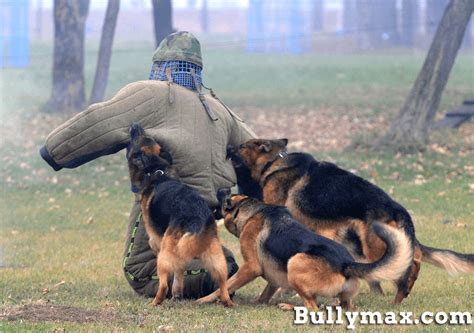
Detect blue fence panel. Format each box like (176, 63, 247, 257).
(1, 0, 29, 68)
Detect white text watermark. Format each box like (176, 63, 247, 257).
(293, 306, 472, 330)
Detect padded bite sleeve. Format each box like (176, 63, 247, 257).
(40, 82, 159, 170)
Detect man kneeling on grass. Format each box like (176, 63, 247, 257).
(40, 31, 257, 299)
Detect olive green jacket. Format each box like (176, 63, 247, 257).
(40, 80, 256, 206)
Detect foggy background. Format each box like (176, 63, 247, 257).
(2, 0, 473, 57)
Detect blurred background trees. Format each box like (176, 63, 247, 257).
(376, 0, 474, 151)
(151, 0, 173, 47)
(2, 0, 471, 151)
(45, 0, 90, 113)
(90, 0, 120, 105)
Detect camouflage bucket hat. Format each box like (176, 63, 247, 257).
(152, 31, 203, 68)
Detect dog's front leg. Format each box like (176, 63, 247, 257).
(196, 263, 261, 304)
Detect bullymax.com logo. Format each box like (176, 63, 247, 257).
(293, 306, 472, 330)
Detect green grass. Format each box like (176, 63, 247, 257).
(0, 42, 473, 331)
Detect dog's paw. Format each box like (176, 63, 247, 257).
(195, 295, 216, 305)
(221, 299, 235, 308)
(278, 303, 295, 311)
(151, 297, 163, 306)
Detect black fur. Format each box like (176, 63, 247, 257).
(261, 204, 354, 272)
(254, 201, 353, 271)
(126, 126, 214, 237)
(344, 228, 364, 258)
(226, 145, 263, 200)
(343, 223, 396, 278)
(244, 200, 401, 280)
(149, 177, 215, 236)
(285, 152, 416, 240)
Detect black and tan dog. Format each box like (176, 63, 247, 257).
(233, 138, 474, 303)
(197, 194, 412, 309)
(126, 123, 233, 307)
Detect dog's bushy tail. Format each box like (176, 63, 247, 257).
(343, 223, 413, 282)
(419, 243, 474, 275)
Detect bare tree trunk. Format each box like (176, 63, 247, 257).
(89, 0, 120, 105)
(45, 0, 90, 113)
(400, 0, 419, 47)
(462, 16, 473, 48)
(375, 0, 474, 152)
(201, 0, 208, 33)
(426, 0, 448, 35)
(151, 0, 173, 47)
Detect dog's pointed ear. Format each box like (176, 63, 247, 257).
(159, 150, 173, 165)
(129, 122, 145, 142)
(258, 141, 272, 153)
(278, 138, 288, 147)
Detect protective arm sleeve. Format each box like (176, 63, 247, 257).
(40, 82, 158, 171)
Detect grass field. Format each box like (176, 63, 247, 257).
(0, 42, 473, 332)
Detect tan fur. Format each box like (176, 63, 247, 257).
(196, 216, 264, 304)
(364, 224, 412, 282)
(130, 135, 233, 307)
(150, 223, 233, 307)
(140, 193, 162, 254)
(427, 251, 474, 275)
(239, 142, 421, 303)
(141, 144, 161, 156)
(198, 196, 383, 310)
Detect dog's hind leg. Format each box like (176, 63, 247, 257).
(279, 287, 318, 311)
(171, 268, 185, 300)
(369, 281, 384, 295)
(152, 254, 172, 306)
(199, 239, 234, 307)
(337, 278, 359, 310)
(395, 245, 422, 303)
(197, 261, 261, 305)
(255, 282, 278, 304)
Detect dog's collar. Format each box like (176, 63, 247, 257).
(143, 169, 166, 187)
(258, 150, 288, 180)
(131, 169, 167, 193)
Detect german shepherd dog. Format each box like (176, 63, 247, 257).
(126, 123, 233, 307)
(197, 194, 412, 310)
(234, 138, 474, 303)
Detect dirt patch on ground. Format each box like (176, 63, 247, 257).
(0, 303, 131, 324)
